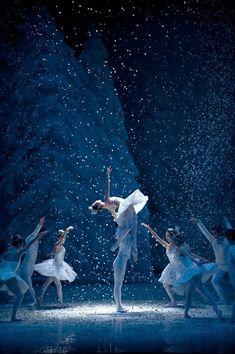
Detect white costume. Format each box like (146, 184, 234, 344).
(0, 259, 29, 296)
(20, 223, 42, 278)
(196, 221, 229, 270)
(227, 244, 235, 321)
(34, 246, 77, 282)
(113, 189, 148, 258)
(172, 252, 217, 296)
(227, 244, 235, 287)
(112, 189, 148, 311)
(158, 247, 185, 286)
(196, 220, 229, 303)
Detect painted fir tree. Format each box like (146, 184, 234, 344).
(1, 12, 152, 283)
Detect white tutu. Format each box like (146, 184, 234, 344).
(116, 189, 148, 223)
(34, 246, 77, 282)
(0, 260, 29, 296)
(173, 256, 217, 295)
(158, 263, 184, 286)
(158, 248, 185, 286)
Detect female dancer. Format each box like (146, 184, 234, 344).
(172, 234, 223, 320)
(89, 167, 148, 313)
(142, 223, 187, 306)
(225, 228, 235, 323)
(35, 226, 77, 306)
(0, 219, 48, 321)
(19, 216, 46, 306)
(189, 217, 229, 304)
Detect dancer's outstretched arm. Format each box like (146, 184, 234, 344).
(223, 216, 233, 230)
(189, 217, 214, 243)
(25, 216, 45, 243)
(177, 245, 204, 266)
(141, 223, 169, 248)
(104, 166, 112, 203)
(56, 226, 74, 247)
(19, 230, 49, 256)
(190, 252, 210, 263)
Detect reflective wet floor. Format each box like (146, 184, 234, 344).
(0, 282, 235, 353)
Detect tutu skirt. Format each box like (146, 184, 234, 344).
(34, 259, 77, 282)
(158, 262, 185, 286)
(173, 258, 217, 295)
(116, 189, 148, 223)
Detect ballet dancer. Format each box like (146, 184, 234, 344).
(19, 216, 46, 306)
(141, 223, 185, 307)
(89, 167, 148, 313)
(172, 234, 223, 320)
(35, 226, 77, 306)
(225, 228, 235, 323)
(0, 221, 48, 321)
(190, 216, 229, 304)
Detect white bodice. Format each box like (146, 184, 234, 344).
(166, 248, 179, 264)
(54, 246, 66, 265)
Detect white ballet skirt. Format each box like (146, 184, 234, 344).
(0, 260, 29, 296)
(34, 246, 77, 282)
(172, 255, 217, 296)
(115, 189, 148, 224)
(158, 248, 185, 286)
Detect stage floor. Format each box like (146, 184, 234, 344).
(0, 281, 235, 353)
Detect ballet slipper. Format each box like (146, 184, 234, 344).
(116, 307, 128, 313)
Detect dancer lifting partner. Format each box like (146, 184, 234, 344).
(89, 167, 148, 313)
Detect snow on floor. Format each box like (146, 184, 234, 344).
(0, 282, 235, 353)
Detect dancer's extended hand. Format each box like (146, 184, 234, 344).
(107, 166, 112, 174)
(40, 216, 45, 225)
(141, 222, 150, 230)
(189, 216, 199, 224)
(38, 230, 49, 239)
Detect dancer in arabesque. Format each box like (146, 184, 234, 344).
(89, 167, 148, 313)
(0, 219, 48, 321)
(35, 226, 77, 306)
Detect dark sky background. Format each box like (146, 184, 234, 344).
(1, 0, 234, 68)
(1, 0, 234, 137)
